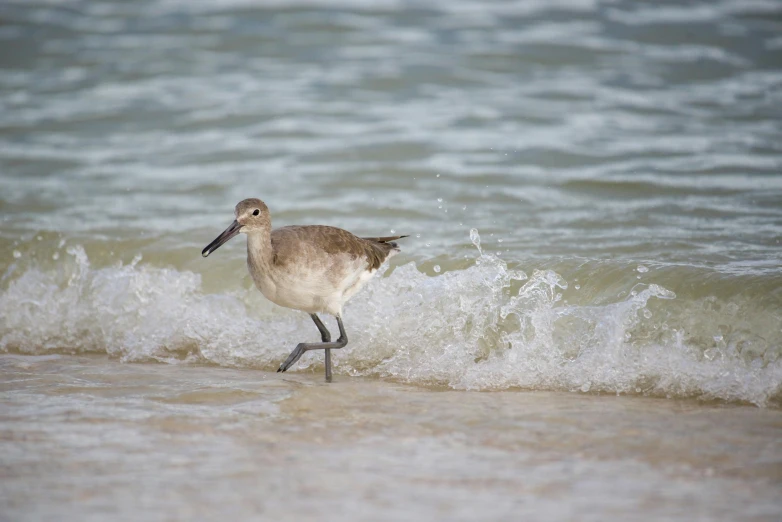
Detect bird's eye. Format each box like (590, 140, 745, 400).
(253, 209, 260, 216)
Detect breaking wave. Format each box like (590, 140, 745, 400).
(1, 231, 780, 407)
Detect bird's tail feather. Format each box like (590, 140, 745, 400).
(362, 235, 409, 244)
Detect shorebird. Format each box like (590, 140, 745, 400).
(202, 198, 407, 382)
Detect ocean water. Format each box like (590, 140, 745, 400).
(1, 0, 782, 519)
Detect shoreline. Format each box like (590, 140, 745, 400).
(2, 350, 779, 409)
(2, 354, 781, 521)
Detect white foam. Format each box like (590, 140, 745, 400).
(1, 238, 780, 407)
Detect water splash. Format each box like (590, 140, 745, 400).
(1, 237, 780, 407)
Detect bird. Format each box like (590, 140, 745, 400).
(201, 198, 407, 382)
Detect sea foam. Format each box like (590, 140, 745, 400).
(1, 233, 780, 406)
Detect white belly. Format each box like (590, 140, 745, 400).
(249, 253, 377, 316)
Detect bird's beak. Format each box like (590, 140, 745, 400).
(202, 220, 242, 257)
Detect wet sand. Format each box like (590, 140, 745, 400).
(1, 354, 781, 521)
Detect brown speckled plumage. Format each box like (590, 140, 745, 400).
(271, 226, 407, 271)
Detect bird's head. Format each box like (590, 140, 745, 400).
(201, 198, 270, 257)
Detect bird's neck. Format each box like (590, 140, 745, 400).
(246, 227, 273, 271)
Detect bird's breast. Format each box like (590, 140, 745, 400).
(247, 259, 330, 313)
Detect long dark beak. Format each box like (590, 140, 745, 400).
(202, 220, 242, 257)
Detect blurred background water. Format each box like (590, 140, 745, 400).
(1, 0, 782, 401)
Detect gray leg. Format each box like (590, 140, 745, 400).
(325, 316, 348, 382)
(277, 316, 348, 382)
(310, 313, 331, 342)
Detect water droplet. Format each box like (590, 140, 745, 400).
(575, 284, 581, 290)
(36, 236, 42, 241)
(462, 206, 467, 211)
(13, 250, 21, 259)
(497, 239, 503, 243)
(433, 265, 441, 273)
(637, 265, 649, 273)
(52, 252, 59, 260)
(425, 242, 431, 247)
(438, 205, 442, 209)
(57, 239, 65, 248)
(415, 234, 421, 238)
(436, 174, 440, 178)
(642, 309, 652, 319)
(580, 383, 590, 393)
(713, 335, 723, 342)
(390, 229, 395, 234)
(469, 229, 481, 252)
(624, 332, 632, 341)
(437, 198, 442, 203)
(635, 387, 641, 393)
(630, 291, 638, 297)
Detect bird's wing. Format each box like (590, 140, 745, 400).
(271, 226, 404, 270)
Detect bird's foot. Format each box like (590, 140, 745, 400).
(277, 343, 306, 373)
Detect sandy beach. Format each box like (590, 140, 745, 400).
(2, 354, 780, 521)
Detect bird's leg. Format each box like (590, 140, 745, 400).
(324, 348, 332, 383)
(276, 314, 332, 372)
(311, 313, 333, 382)
(277, 316, 348, 383)
(310, 313, 331, 342)
(325, 316, 348, 382)
(334, 315, 348, 345)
